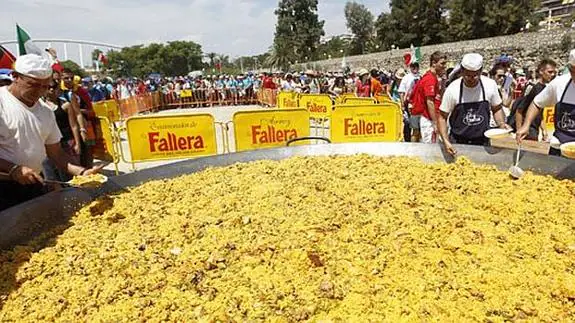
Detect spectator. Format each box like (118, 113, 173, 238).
(355, 69, 371, 97)
(514, 59, 557, 141)
(411, 51, 448, 144)
(42, 78, 82, 183)
(399, 62, 421, 142)
(370, 69, 384, 96)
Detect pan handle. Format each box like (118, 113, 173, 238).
(286, 137, 331, 147)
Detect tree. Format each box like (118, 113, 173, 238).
(273, 0, 325, 63)
(317, 36, 352, 58)
(266, 42, 292, 71)
(447, 0, 541, 41)
(106, 41, 203, 78)
(374, 0, 448, 49)
(91, 49, 103, 62)
(60, 60, 86, 77)
(206, 52, 218, 67)
(344, 1, 375, 55)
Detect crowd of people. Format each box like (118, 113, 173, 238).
(260, 52, 568, 156)
(0, 47, 574, 212)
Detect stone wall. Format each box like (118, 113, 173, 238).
(301, 28, 575, 72)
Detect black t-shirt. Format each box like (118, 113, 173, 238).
(517, 82, 546, 130)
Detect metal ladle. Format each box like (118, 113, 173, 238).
(509, 144, 524, 179)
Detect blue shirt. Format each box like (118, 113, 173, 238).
(89, 85, 107, 102)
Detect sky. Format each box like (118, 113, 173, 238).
(1, 0, 389, 66)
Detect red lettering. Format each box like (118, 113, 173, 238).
(343, 119, 386, 136)
(344, 118, 352, 136)
(366, 123, 373, 134)
(148, 132, 205, 152)
(251, 125, 261, 144)
(178, 137, 187, 150)
(307, 101, 327, 113)
(149, 132, 160, 152)
(251, 125, 297, 144)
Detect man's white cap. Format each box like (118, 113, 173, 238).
(14, 54, 52, 80)
(461, 53, 483, 72)
(568, 49, 575, 66)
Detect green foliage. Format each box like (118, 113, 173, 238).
(372, 0, 541, 51)
(91, 49, 103, 62)
(344, 1, 375, 55)
(375, 0, 448, 49)
(317, 36, 352, 58)
(59, 60, 86, 77)
(447, 0, 541, 41)
(272, 0, 325, 68)
(106, 41, 203, 78)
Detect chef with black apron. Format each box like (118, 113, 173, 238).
(517, 50, 575, 156)
(437, 53, 510, 156)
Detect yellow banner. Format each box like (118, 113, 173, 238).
(331, 104, 402, 143)
(298, 94, 332, 119)
(343, 97, 378, 105)
(180, 89, 193, 98)
(126, 114, 217, 162)
(543, 106, 555, 131)
(93, 100, 120, 123)
(375, 95, 395, 105)
(93, 117, 116, 162)
(336, 94, 356, 104)
(233, 109, 310, 152)
(277, 91, 299, 109)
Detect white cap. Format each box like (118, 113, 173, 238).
(357, 68, 369, 76)
(568, 49, 575, 66)
(14, 54, 52, 80)
(461, 53, 483, 72)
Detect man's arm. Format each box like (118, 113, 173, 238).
(70, 93, 87, 141)
(491, 104, 510, 129)
(426, 97, 438, 128)
(65, 102, 82, 155)
(438, 111, 456, 156)
(0, 158, 43, 184)
(45, 144, 103, 176)
(517, 102, 543, 143)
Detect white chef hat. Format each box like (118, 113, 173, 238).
(568, 49, 575, 66)
(461, 53, 483, 72)
(14, 54, 53, 80)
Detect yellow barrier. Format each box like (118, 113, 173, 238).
(233, 109, 310, 152)
(125, 114, 217, 163)
(298, 94, 333, 119)
(343, 97, 378, 105)
(331, 104, 402, 143)
(180, 89, 193, 98)
(375, 95, 395, 105)
(276, 91, 299, 109)
(543, 106, 555, 131)
(93, 100, 121, 123)
(94, 116, 120, 175)
(335, 94, 357, 105)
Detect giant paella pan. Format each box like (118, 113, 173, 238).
(0, 143, 574, 321)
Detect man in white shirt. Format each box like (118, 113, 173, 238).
(398, 62, 421, 142)
(0, 54, 102, 212)
(437, 53, 510, 156)
(518, 49, 575, 155)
